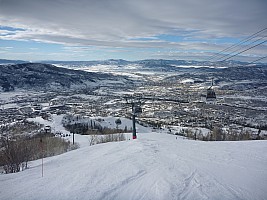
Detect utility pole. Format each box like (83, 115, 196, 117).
(40, 137, 44, 177)
(41, 126, 50, 177)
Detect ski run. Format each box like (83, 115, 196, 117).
(1, 126, 267, 200)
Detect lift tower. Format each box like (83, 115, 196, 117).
(124, 95, 143, 139)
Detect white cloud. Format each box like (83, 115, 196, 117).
(0, 0, 266, 60)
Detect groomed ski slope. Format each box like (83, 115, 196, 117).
(1, 132, 267, 200)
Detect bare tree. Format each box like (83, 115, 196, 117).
(1, 137, 24, 173)
(212, 127, 223, 141)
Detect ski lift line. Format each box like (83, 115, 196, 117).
(208, 27, 267, 61)
(249, 55, 267, 64)
(216, 35, 267, 61)
(220, 39, 267, 62)
(213, 33, 267, 60)
(124, 95, 189, 104)
(215, 35, 267, 61)
(141, 96, 189, 103)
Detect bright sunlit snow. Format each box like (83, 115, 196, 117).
(0, 129, 266, 200)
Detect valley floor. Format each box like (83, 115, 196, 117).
(0, 132, 267, 200)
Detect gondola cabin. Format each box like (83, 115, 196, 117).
(206, 78, 216, 104)
(134, 106, 142, 115)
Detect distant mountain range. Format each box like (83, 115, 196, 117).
(1, 58, 265, 68)
(1, 59, 266, 92)
(40, 59, 257, 68)
(164, 65, 267, 89)
(0, 59, 28, 65)
(0, 63, 130, 92)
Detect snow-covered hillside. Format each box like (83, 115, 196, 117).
(0, 63, 131, 92)
(1, 130, 267, 200)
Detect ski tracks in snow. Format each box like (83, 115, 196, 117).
(104, 134, 257, 200)
(1, 133, 266, 200)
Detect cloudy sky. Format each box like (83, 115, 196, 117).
(0, 0, 266, 62)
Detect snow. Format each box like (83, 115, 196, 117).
(174, 65, 228, 69)
(92, 116, 151, 133)
(0, 90, 27, 102)
(224, 95, 267, 102)
(1, 103, 19, 109)
(70, 94, 101, 100)
(27, 115, 151, 148)
(170, 125, 211, 136)
(78, 65, 144, 79)
(27, 114, 92, 148)
(180, 78, 194, 84)
(1, 129, 267, 200)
